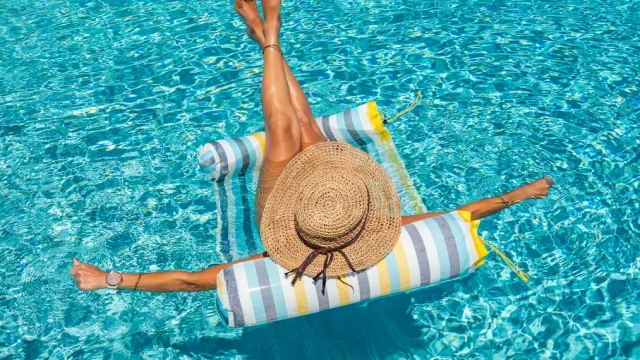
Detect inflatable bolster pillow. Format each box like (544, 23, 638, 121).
(216, 210, 488, 327)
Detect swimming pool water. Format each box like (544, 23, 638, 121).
(1, 0, 639, 358)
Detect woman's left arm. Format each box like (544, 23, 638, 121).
(70, 253, 267, 293)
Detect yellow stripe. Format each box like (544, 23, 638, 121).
(459, 210, 530, 282)
(217, 274, 225, 297)
(392, 241, 412, 291)
(457, 210, 532, 280)
(250, 133, 266, 155)
(367, 102, 391, 142)
(366, 102, 425, 213)
(336, 277, 351, 306)
(457, 210, 489, 260)
(376, 258, 392, 296)
(293, 279, 309, 315)
(381, 140, 425, 213)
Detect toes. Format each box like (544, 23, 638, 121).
(543, 177, 554, 186)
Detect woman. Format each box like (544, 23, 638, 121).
(70, 0, 553, 293)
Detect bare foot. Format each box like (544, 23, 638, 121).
(506, 177, 555, 204)
(234, 0, 266, 47)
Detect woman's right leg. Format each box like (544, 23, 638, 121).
(282, 60, 328, 149)
(242, 0, 302, 227)
(236, 0, 326, 148)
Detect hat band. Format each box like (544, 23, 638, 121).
(285, 190, 371, 294)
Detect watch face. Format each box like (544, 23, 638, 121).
(106, 271, 122, 286)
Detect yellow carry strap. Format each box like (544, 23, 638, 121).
(384, 91, 423, 124)
(479, 238, 530, 282)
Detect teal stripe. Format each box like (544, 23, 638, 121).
(225, 139, 243, 177)
(348, 107, 375, 141)
(443, 213, 471, 272)
(238, 136, 259, 171)
(236, 137, 260, 254)
(216, 294, 230, 324)
(215, 181, 232, 262)
(237, 137, 259, 216)
(384, 249, 402, 293)
(343, 108, 367, 147)
(264, 260, 289, 320)
(348, 107, 387, 165)
(424, 218, 452, 280)
(226, 140, 249, 255)
(198, 148, 216, 170)
(335, 111, 356, 146)
(365, 142, 384, 165)
(243, 262, 267, 324)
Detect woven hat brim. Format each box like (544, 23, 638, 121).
(260, 142, 402, 277)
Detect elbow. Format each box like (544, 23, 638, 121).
(180, 272, 214, 292)
(183, 283, 202, 292)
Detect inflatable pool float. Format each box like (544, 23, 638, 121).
(198, 101, 521, 327)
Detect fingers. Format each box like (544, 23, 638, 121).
(70, 257, 81, 275)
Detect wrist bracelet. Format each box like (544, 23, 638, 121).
(133, 274, 142, 291)
(497, 195, 511, 208)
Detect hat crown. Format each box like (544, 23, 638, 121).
(294, 171, 368, 248)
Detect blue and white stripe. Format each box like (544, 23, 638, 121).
(216, 210, 488, 327)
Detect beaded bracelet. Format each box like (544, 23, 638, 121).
(133, 274, 142, 291)
(497, 195, 511, 208)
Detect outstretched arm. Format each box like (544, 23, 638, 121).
(70, 253, 267, 292)
(401, 178, 554, 225)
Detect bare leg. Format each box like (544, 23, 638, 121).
(259, 1, 299, 161)
(283, 60, 328, 149)
(235, 0, 302, 226)
(236, 0, 326, 148)
(401, 177, 554, 225)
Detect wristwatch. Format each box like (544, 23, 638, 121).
(106, 271, 123, 289)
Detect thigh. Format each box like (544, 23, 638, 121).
(254, 117, 302, 228)
(254, 114, 327, 227)
(255, 157, 293, 224)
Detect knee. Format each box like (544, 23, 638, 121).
(265, 114, 300, 138)
(295, 110, 311, 125)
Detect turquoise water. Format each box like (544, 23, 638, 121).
(1, 0, 639, 358)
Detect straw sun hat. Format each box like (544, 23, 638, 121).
(260, 142, 402, 292)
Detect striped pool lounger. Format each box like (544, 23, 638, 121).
(198, 102, 489, 327)
(198, 102, 426, 261)
(216, 210, 488, 327)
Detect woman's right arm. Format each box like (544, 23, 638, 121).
(70, 253, 267, 293)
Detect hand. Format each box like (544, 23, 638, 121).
(70, 258, 107, 291)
